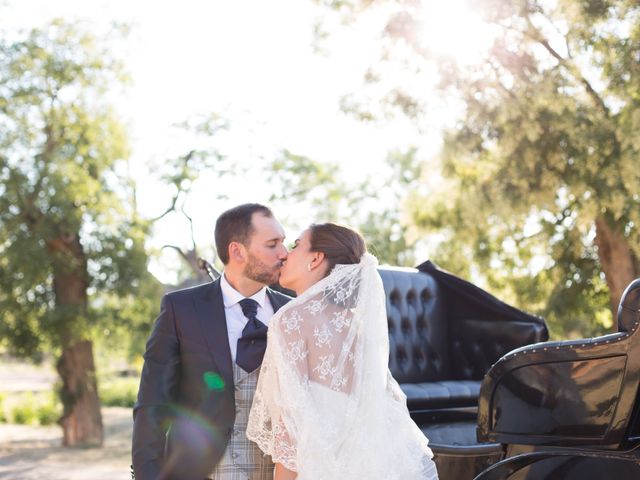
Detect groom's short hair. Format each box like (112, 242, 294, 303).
(215, 203, 273, 264)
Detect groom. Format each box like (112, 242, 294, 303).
(132, 203, 290, 480)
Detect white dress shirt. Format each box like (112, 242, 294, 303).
(220, 272, 274, 363)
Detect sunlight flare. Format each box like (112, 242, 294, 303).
(419, 0, 497, 64)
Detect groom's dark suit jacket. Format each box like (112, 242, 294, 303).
(132, 278, 290, 480)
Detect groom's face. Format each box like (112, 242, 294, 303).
(243, 213, 288, 285)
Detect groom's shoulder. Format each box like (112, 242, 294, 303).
(165, 280, 217, 302)
(267, 286, 293, 304)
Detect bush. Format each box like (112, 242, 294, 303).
(11, 393, 37, 425)
(100, 376, 138, 407)
(0, 393, 6, 422)
(37, 394, 61, 425)
(6, 392, 61, 425)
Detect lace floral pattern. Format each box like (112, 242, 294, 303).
(246, 253, 438, 479)
(281, 310, 303, 334)
(285, 339, 307, 364)
(329, 310, 351, 332)
(304, 299, 326, 315)
(313, 324, 333, 348)
(312, 354, 335, 380)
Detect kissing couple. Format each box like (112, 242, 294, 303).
(132, 203, 439, 480)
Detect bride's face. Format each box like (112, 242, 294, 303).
(279, 228, 314, 291)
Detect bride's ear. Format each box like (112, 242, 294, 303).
(310, 251, 325, 271)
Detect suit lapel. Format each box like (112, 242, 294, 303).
(193, 283, 289, 389)
(267, 289, 290, 314)
(194, 279, 234, 389)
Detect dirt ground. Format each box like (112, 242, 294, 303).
(0, 359, 134, 480)
(0, 406, 133, 480)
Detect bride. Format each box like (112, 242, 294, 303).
(247, 223, 438, 479)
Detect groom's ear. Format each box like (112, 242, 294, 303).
(229, 241, 246, 263)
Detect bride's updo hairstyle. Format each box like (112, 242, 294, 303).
(308, 223, 367, 277)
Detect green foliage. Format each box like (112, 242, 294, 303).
(0, 20, 153, 356)
(11, 393, 37, 425)
(144, 114, 233, 287)
(99, 376, 138, 408)
(0, 393, 6, 423)
(265, 148, 422, 266)
(318, 0, 640, 337)
(422, 0, 640, 336)
(37, 393, 61, 426)
(267, 149, 348, 222)
(5, 391, 61, 425)
(92, 273, 165, 363)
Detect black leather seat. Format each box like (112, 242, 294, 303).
(379, 262, 549, 479)
(475, 278, 640, 480)
(402, 380, 481, 410)
(380, 263, 548, 414)
(381, 266, 484, 411)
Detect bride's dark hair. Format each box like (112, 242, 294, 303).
(309, 223, 366, 276)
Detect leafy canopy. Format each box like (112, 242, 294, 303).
(0, 20, 153, 357)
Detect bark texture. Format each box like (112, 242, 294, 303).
(48, 232, 103, 446)
(57, 340, 103, 446)
(595, 216, 640, 326)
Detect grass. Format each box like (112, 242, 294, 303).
(3, 392, 61, 426)
(0, 375, 138, 425)
(0, 376, 138, 426)
(0, 393, 6, 422)
(99, 376, 138, 408)
(36, 395, 60, 425)
(11, 393, 38, 425)
(0, 355, 140, 426)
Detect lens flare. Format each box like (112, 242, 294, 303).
(203, 371, 226, 391)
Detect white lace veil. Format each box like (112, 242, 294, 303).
(247, 253, 436, 479)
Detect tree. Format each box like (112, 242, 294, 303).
(91, 116, 230, 375)
(265, 148, 421, 266)
(148, 114, 230, 287)
(0, 20, 149, 445)
(425, 0, 639, 334)
(318, 0, 640, 337)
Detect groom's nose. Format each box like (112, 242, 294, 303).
(277, 244, 288, 260)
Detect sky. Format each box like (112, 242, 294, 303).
(3, 0, 495, 282)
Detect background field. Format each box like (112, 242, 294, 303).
(0, 360, 134, 480)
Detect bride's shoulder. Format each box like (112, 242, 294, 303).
(272, 293, 327, 334)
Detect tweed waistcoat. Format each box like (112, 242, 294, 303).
(209, 364, 274, 480)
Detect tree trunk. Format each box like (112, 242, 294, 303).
(48, 232, 103, 446)
(594, 216, 639, 325)
(57, 340, 103, 446)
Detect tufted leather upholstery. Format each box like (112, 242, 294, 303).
(380, 264, 547, 412)
(401, 380, 481, 409)
(380, 266, 478, 410)
(381, 267, 448, 383)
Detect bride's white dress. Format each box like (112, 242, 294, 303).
(247, 254, 438, 479)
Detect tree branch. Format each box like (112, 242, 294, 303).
(523, 15, 610, 117)
(150, 150, 195, 222)
(181, 205, 197, 251)
(161, 244, 190, 264)
(150, 191, 182, 222)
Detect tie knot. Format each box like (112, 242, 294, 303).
(239, 298, 259, 319)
